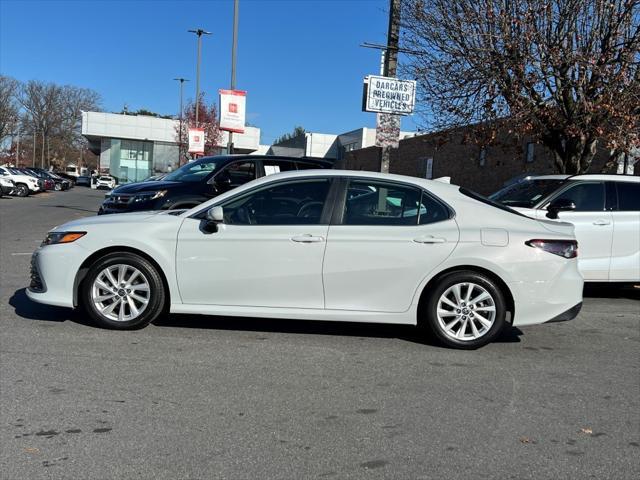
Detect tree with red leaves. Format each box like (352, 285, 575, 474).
(175, 93, 222, 164)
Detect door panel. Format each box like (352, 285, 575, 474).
(536, 181, 613, 281)
(176, 177, 332, 308)
(610, 212, 640, 281)
(323, 178, 458, 313)
(323, 221, 459, 312)
(176, 220, 328, 307)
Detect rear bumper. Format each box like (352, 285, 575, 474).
(545, 302, 582, 323)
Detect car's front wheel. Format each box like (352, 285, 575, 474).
(424, 271, 507, 349)
(14, 183, 29, 197)
(81, 252, 166, 329)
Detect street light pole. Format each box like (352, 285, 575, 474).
(188, 28, 211, 128)
(174, 77, 190, 166)
(228, 0, 239, 154)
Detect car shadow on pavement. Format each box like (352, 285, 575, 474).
(153, 313, 523, 347)
(42, 204, 99, 213)
(10, 287, 522, 346)
(583, 283, 640, 300)
(9, 288, 91, 326)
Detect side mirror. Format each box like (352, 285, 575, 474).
(214, 171, 232, 189)
(207, 205, 224, 222)
(202, 205, 224, 233)
(546, 199, 576, 219)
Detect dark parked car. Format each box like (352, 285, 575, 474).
(29, 168, 72, 191)
(75, 175, 91, 187)
(20, 168, 53, 191)
(98, 155, 333, 214)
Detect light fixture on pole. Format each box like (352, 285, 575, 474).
(188, 28, 211, 129)
(173, 77, 190, 165)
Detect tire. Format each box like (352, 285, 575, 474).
(14, 183, 29, 197)
(81, 252, 166, 330)
(423, 271, 507, 349)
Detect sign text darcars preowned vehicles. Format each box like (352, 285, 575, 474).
(363, 75, 416, 115)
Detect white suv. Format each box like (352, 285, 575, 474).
(491, 174, 640, 282)
(0, 166, 42, 197)
(92, 175, 116, 190)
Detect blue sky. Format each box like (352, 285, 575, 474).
(0, 0, 422, 144)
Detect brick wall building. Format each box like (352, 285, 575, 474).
(342, 129, 634, 195)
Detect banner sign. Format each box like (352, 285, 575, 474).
(363, 75, 416, 115)
(219, 89, 246, 133)
(188, 128, 205, 154)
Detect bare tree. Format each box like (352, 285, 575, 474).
(0, 75, 20, 144)
(401, 0, 640, 173)
(19, 80, 101, 167)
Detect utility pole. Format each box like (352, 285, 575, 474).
(32, 129, 36, 167)
(228, 0, 239, 155)
(41, 130, 45, 169)
(188, 28, 211, 128)
(377, 0, 401, 173)
(174, 77, 190, 165)
(15, 127, 20, 165)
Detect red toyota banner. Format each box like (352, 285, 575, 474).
(219, 89, 246, 133)
(188, 128, 205, 154)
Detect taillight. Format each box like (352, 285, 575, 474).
(526, 239, 578, 259)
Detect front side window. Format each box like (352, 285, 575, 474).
(343, 180, 425, 226)
(221, 178, 330, 225)
(616, 182, 640, 211)
(219, 161, 257, 187)
(489, 179, 567, 208)
(550, 182, 605, 212)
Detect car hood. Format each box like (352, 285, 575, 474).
(53, 210, 176, 231)
(110, 180, 183, 194)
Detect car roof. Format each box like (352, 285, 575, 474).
(192, 154, 334, 167)
(567, 173, 639, 183)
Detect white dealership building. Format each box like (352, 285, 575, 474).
(81, 111, 261, 184)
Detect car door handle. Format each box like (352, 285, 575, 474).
(291, 235, 324, 243)
(414, 236, 446, 244)
(593, 220, 611, 226)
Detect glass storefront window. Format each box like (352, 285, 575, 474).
(118, 140, 153, 183)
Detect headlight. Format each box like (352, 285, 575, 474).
(134, 190, 168, 202)
(42, 231, 86, 246)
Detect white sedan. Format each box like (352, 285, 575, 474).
(26, 170, 583, 349)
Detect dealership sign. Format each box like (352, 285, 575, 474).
(219, 89, 246, 133)
(363, 75, 416, 115)
(188, 128, 205, 154)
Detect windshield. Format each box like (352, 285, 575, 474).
(163, 159, 219, 183)
(489, 179, 566, 208)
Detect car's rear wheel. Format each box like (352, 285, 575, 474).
(81, 252, 165, 329)
(424, 271, 506, 349)
(14, 183, 29, 197)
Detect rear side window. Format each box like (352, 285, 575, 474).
(551, 182, 605, 211)
(263, 159, 296, 176)
(343, 180, 448, 225)
(616, 182, 640, 211)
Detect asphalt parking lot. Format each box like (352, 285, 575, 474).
(1, 187, 638, 480)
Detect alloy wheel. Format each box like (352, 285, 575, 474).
(91, 264, 151, 322)
(436, 282, 496, 341)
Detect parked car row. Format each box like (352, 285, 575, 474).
(0, 166, 74, 197)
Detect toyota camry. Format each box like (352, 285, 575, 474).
(26, 170, 583, 349)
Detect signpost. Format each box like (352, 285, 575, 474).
(188, 128, 205, 155)
(363, 75, 416, 115)
(219, 89, 246, 134)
